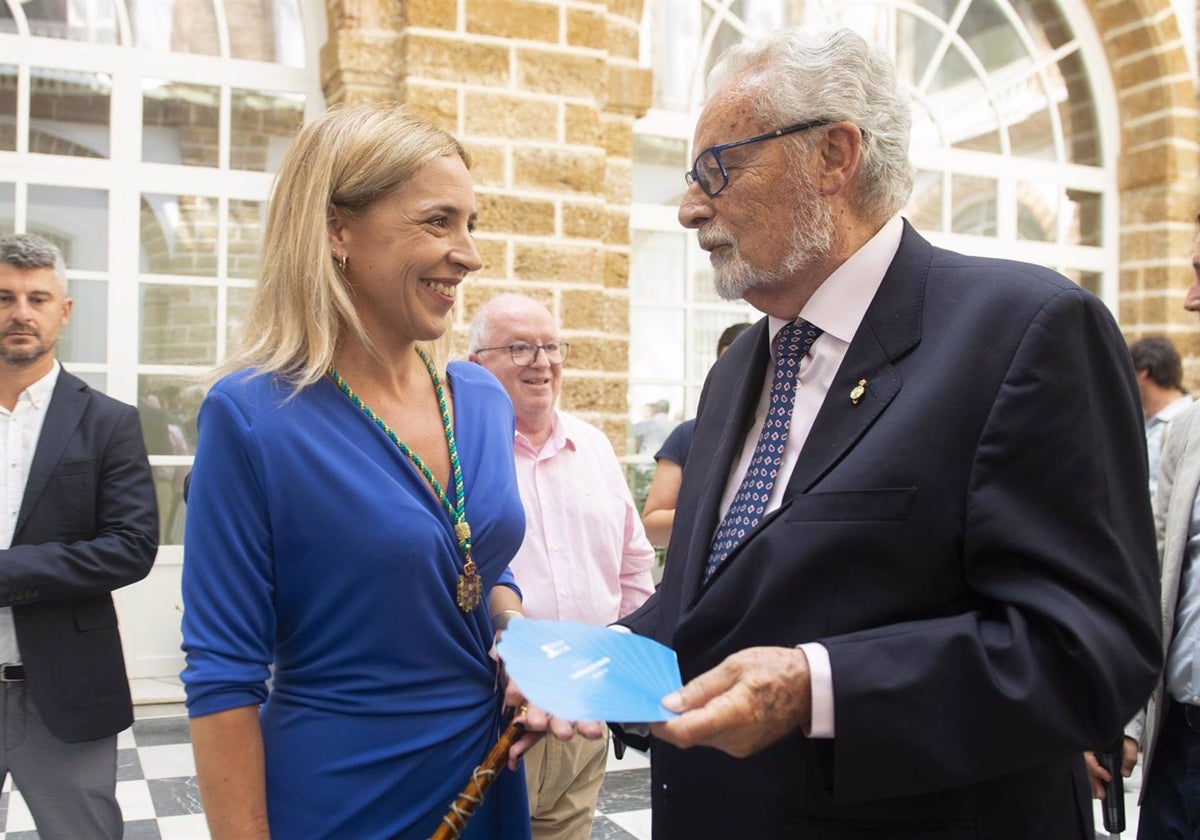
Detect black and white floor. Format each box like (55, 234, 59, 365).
(0, 701, 652, 840)
(0, 697, 1139, 839)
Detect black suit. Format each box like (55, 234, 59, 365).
(2, 368, 158, 743)
(622, 223, 1161, 838)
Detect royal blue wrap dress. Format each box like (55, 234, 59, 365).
(181, 361, 531, 839)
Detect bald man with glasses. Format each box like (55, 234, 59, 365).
(469, 294, 655, 840)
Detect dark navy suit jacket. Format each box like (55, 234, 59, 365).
(3, 368, 158, 743)
(621, 223, 1161, 839)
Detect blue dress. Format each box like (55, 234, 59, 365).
(180, 362, 531, 839)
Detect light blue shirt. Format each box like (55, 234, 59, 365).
(1169, 487, 1200, 704)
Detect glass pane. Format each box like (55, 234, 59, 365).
(959, 0, 1024, 75)
(1064, 269, 1102, 297)
(892, 8, 941, 88)
(1066, 189, 1103, 247)
(625, 461, 655, 516)
(630, 306, 684, 383)
(140, 192, 219, 276)
(0, 65, 15, 151)
(927, 38, 977, 96)
(633, 135, 689, 205)
(690, 259, 718, 304)
(630, 230, 686, 303)
(273, 0, 306, 68)
(139, 283, 218, 364)
(139, 373, 207, 544)
(0, 3, 14, 34)
(951, 175, 997, 235)
(689, 309, 752, 385)
(226, 285, 254, 351)
(1016, 181, 1061, 242)
(230, 88, 304, 172)
(227, 200, 265, 278)
(227, 0, 306, 66)
(0, 183, 12, 235)
(27, 185, 109, 270)
(30, 68, 111, 158)
(58, 278, 107, 363)
(142, 80, 220, 167)
(700, 14, 746, 82)
(20, 0, 119, 43)
(908, 170, 944, 233)
(650, 0, 701, 111)
(1008, 107, 1055, 160)
(628, 383, 684, 457)
(74, 370, 106, 392)
(1056, 51, 1099, 166)
(130, 0, 219, 56)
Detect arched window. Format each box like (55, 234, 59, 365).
(1, 0, 323, 686)
(0, 0, 324, 551)
(629, 0, 1117, 477)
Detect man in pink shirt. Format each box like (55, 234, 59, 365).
(469, 293, 656, 840)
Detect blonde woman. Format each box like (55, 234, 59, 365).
(181, 102, 535, 839)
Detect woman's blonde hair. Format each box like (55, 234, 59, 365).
(217, 101, 471, 389)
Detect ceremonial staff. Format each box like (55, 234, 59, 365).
(430, 709, 526, 840)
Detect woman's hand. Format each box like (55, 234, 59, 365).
(502, 681, 606, 770)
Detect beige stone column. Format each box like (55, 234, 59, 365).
(1094, 0, 1200, 384)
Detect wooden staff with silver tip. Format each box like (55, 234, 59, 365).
(430, 711, 525, 840)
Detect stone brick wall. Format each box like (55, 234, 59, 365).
(320, 0, 651, 448)
(1099, 0, 1200, 385)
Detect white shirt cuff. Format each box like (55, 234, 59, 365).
(798, 642, 834, 738)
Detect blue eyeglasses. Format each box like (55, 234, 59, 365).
(684, 119, 834, 198)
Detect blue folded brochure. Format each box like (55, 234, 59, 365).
(497, 619, 683, 722)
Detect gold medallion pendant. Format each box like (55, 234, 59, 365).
(457, 562, 483, 612)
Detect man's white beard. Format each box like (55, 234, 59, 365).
(713, 188, 835, 303)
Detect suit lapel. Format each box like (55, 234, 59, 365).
(678, 225, 932, 608)
(786, 222, 929, 494)
(16, 370, 88, 538)
(1163, 409, 1200, 618)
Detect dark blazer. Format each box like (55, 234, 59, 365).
(2, 368, 158, 743)
(622, 223, 1161, 839)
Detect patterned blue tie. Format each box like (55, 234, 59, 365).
(705, 319, 823, 581)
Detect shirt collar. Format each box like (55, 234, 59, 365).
(515, 409, 576, 456)
(768, 215, 903, 349)
(1154, 394, 1195, 424)
(21, 360, 61, 410)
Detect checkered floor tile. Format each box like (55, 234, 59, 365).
(0, 703, 1141, 839)
(0, 705, 651, 839)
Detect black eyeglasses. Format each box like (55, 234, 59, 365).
(475, 341, 569, 366)
(684, 118, 834, 198)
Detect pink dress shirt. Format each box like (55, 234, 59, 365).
(511, 410, 656, 625)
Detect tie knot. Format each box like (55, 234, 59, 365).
(774, 319, 822, 360)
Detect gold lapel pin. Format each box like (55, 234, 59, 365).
(850, 379, 867, 405)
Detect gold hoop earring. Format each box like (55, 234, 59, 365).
(336, 253, 348, 271)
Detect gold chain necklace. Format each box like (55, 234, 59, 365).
(328, 349, 482, 612)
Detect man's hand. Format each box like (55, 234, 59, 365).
(649, 646, 812, 758)
(1084, 736, 1138, 799)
